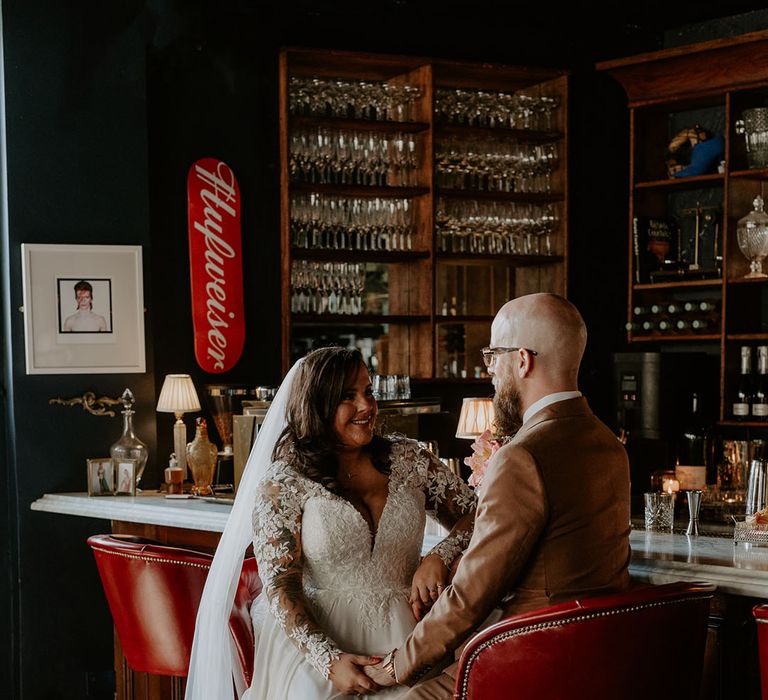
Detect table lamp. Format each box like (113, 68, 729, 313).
(455, 397, 495, 439)
(156, 374, 201, 479)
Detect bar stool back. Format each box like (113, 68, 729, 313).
(87, 534, 260, 692)
(754, 604, 768, 700)
(454, 580, 715, 700)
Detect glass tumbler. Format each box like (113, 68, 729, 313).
(644, 492, 674, 532)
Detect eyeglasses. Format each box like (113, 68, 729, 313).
(481, 346, 539, 368)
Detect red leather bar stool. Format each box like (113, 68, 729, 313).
(87, 534, 261, 695)
(754, 604, 768, 700)
(454, 580, 715, 700)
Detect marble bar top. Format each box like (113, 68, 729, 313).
(628, 529, 768, 599)
(30, 491, 445, 553)
(31, 491, 232, 533)
(30, 492, 768, 598)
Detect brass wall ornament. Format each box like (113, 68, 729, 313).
(48, 391, 123, 417)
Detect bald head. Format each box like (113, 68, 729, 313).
(492, 293, 587, 383)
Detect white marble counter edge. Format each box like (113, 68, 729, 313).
(31, 493, 229, 533)
(628, 559, 768, 598)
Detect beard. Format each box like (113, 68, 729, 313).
(493, 384, 523, 436)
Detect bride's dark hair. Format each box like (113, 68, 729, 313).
(272, 346, 391, 493)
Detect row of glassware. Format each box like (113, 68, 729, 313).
(436, 200, 558, 256)
(290, 193, 414, 251)
(435, 137, 558, 194)
(289, 128, 419, 187)
(289, 76, 423, 122)
(290, 260, 368, 315)
(287, 76, 561, 133)
(435, 88, 560, 132)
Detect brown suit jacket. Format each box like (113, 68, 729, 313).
(395, 396, 631, 685)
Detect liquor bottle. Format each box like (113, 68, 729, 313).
(440, 298, 449, 316)
(449, 296, 457, 316)
(733, 345, 753, 421)
(753, 346, 768, 421)
(186, 418, 218, 496)
(676, 392, 710, 489)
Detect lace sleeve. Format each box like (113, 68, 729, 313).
(422, 451, 477, 568)
(252, 468, 343, 679)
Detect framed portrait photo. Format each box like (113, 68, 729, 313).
(21, 244, 145, 374)
(114, 458, 138, 496)
(87, 458, 115, 497)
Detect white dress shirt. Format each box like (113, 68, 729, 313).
(522, 391, 583, 426)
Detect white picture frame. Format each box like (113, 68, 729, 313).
(21, 244, 145, 374)
(114, 458, 138, 496)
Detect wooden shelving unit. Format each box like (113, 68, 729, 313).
(599, 30, 768, 425)
(280, 47, 569, 378)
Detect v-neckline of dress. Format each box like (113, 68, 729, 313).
(331, 477, 392, 555)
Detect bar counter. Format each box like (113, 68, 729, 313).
(31, 491, 768, 599)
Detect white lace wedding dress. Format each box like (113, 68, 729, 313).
(244, 438, 475, 699)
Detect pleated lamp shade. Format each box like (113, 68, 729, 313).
(455, 397, 495, 439)
(156, 374, 201, 414)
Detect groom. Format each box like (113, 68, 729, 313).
(366, 293, 631, 698)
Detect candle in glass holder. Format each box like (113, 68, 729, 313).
(662, 477, 680, 495)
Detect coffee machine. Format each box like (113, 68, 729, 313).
(612, 351, 718, 514)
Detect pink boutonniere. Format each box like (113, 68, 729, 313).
(464, 428, 509, 490)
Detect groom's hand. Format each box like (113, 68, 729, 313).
(410, 553, 448, 620)
(329, 654, 382, 695)
(364, 660, 397, 687)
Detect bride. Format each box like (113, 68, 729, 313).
(185, 347, 476, 699)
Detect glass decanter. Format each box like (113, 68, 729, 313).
(110, 388, 149, 487)
(186, 417, 218, 496)
(737, 195, 768, 278)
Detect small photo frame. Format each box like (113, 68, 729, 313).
(114, 458, 138, 496)
(87, 458, 115, 496)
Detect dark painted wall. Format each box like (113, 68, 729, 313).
(6, 0, 748, 697)
(2, 2, 155, 697)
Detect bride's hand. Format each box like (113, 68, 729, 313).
(329, 654, 382, 695)
(409, 553, 448, 621)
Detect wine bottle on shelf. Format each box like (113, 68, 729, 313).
(676, 392, 710, 490)
(449, 296, 457, 316)
(753, 346, 768, 421)
(633, 305, 651, 317)
(440, 298, 449, 316)
(650, 303, 665, 315)
(698, 300, 720, 312)
(667, 302, 683, 315)
(676, 319, 692, 331)
(625, 321, 641, 332)
(642, 320, 657, 332)
(733, 345, 753, 421)
(658, 319, 674, 333)
(691, 318, 716, 331)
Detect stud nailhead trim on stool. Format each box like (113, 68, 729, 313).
(458, 594, 712, 699)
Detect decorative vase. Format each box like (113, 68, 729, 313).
(186, 417, 218, 496)
(109, 388, 149, 487)
(737, 195, 768, 279)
